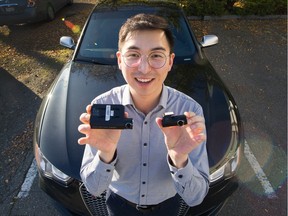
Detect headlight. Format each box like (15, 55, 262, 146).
(209, 146, 241, 184)
(35, 146, 72, 185)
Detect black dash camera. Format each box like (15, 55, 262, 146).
(90, 104, 133, 129)
(162, 112, 187, 127)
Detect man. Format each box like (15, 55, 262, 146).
(78, 14, 209, 216)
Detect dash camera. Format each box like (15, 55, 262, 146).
(162, 112, 187, 127)
(90, 104, 133, 129)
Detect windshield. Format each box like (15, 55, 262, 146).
(76, 8, 196, 65)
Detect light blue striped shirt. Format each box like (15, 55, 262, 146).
(80, 84, 209, 207)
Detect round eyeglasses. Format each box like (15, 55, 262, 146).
(122, 51, 168, 69)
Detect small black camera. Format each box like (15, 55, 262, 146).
(162, 112, 187, 127)
(90, 104, 133, 129)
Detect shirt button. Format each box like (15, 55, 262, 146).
(142, 181, 146, 184)
(143, 163, 147, 166)
(143, 143, 147, 147)
(141, 194, 145, 197)
(144, 121, 148, 125)
(178, 175, 183, 178)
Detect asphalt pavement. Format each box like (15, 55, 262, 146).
(199, 18, 287, 215)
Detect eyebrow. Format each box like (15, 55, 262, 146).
(126, 46, 167, 52)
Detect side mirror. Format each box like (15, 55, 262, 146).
(60, 36, 75, 49)
(200, 35, 219, 47)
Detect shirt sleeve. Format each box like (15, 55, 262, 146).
(167, 139, 210, 207)
(80, 144, 117, 196)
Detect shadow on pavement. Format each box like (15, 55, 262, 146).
(0, 67, 41, 203)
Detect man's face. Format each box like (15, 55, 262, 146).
(117, 29, 175, 100)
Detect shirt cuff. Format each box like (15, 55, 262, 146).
(91, 151, 117, 174)
(167, 155, 194, 183)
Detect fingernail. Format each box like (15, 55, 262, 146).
(194, 127, 203, 134)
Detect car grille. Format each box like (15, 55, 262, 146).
(80, 183, 190, 216)
(80, 183, 109, 216)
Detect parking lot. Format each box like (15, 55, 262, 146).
(0, 3, 287, 215)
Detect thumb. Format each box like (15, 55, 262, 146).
(155, 117, 163, 129)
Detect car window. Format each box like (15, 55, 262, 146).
(76, 8, 196, 65)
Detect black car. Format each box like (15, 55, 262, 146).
(33, 1, 244, 215)
(0, 0, 73, 25)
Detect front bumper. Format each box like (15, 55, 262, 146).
(39, 173, 91, 216)
(38, 171, 238, 216)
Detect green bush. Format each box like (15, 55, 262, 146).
(183, 0, 228, 16)
(180, 0, 287, 16)
(238, 0, 287, 15)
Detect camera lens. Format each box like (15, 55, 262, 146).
(177, 120, 185, 126)
(125, 122, 133, 129)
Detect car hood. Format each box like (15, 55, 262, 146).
(37, 60, 241, 180)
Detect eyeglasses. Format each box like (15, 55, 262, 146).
(122, 51, 168, 69)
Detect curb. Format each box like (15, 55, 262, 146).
(188, 14, 287, 21)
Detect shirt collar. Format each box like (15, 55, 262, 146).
(158, 85, 168, 109)
(122, 85, 133, 106)
(122, 84, 168, 110)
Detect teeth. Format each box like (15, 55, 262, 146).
(136, 78, 152, 83)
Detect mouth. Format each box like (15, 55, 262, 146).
(135, 78, 154, 83)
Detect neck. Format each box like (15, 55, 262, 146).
(131, 93, 161, 115)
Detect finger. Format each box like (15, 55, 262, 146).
(190, 122, 205, 134)
(184, 111, 196, 118)
(79, 113, 91, 124)
(187, 115, 205, 125)
(194, 133, 206, 143)
(78, 123, 91, 134)
(78, 137, 89, 145)
(86, 104, 92, 114)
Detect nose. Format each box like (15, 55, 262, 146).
(138, 56, 151, 74)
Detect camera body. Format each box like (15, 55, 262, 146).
(90, 104, 133, 129)
(162, 112, 187, 127)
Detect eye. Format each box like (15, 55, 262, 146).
(125, 51, 140, 59)
(150, 52, 165, 60)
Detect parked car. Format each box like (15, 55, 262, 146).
(0, 0, 73, 25)
(33, 1, 244, 215)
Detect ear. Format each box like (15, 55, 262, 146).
(116, 51, 122, 70)
(167, 53, 175, 71)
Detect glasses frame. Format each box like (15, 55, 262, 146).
(121, 50, 169, 69)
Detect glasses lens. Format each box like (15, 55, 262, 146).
(148, 52, 166, 69)
(123, 51, 167, 69)
(123, 51, 141, 68)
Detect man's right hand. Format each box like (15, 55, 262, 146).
(78, 104, 122, 163)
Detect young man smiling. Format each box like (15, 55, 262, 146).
(78, 14, 209, 216)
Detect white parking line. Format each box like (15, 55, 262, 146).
(17, 141, 277, 199)
(17, 158, 37, 199)
(244, 140, 278, 199)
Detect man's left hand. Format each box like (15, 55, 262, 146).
(156, 112, 206, 168)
